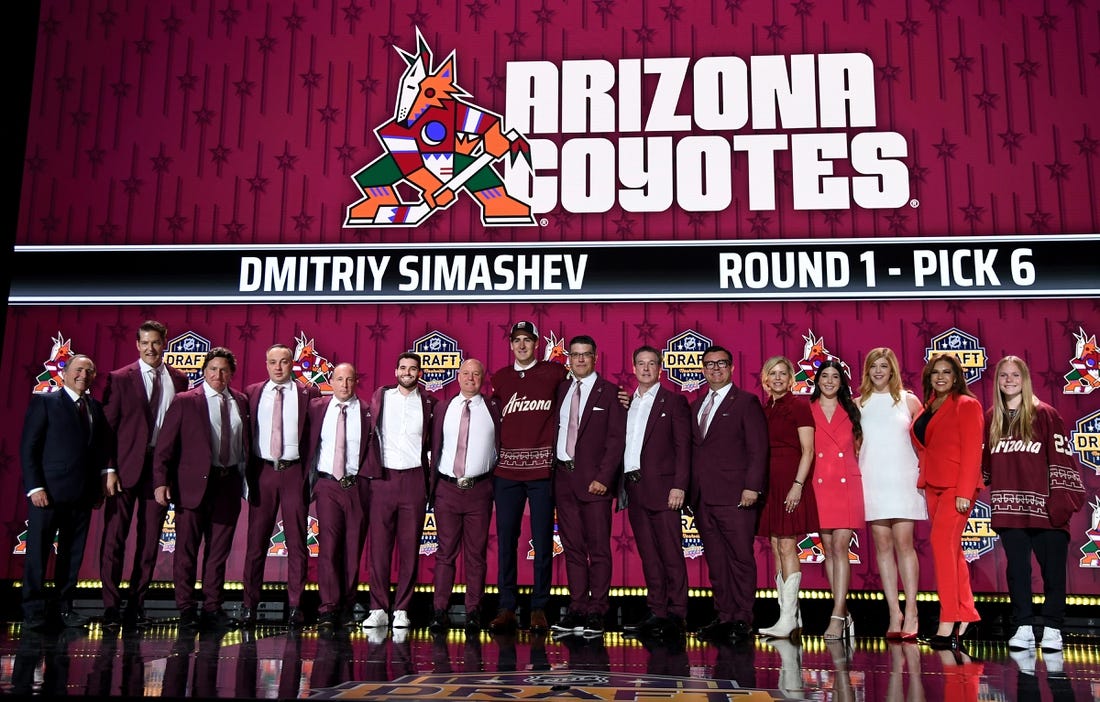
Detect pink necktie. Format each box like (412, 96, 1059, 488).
(453, 399, 471, 478)
(219, 393, 232, 466)
(332, 404, 347, 480)
(700, 390, 718, 436)
(148, 368, 162, 431)
(566, 381, 581, 458)
(270, 385, 284, 460)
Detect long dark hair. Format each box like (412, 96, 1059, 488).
(810, 359, 862, 444)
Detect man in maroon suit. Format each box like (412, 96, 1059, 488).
(308, 362, 371, 630)
(154, 347, 250, 631)
(549, 335, 627, 637)
(690, 345, 768, 642)
(363, 353, 437, 630)
(428, 359, 501, 633)
(100, 320, 190, 629)
(240, 343, 320, 628)
(621, 345, 691, 640)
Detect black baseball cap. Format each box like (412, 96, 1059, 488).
(510, 321, 538, 339)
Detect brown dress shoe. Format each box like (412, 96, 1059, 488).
(489, 608, 517, 633)
(529, 608, 548, 632)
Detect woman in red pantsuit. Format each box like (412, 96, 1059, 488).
(910, 354, 984, 649)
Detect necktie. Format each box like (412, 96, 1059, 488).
(219, 393, 232, 467)
(75, 397, 91, 437)
(566, 380, 581, 458)
(453, 399, 471, 478)
(332, 404, 347, 480)
(270, 385, 284, 460)
(148, 368, 162, 431)
(700, 390, 718, 436)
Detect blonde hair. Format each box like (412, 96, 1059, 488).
(760, 355, 796, 395)
(989, 355, 1037, 444)
(859, 347, 904, 406)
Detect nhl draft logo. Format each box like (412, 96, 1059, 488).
(420, 507, 438, 557)
(681, 509, 704, 560)
(163, 331, 212, 388)
(411, 331, 463, 392)
(12, 522, 59, 555)
(527, 511, 565, 560)
(1080, 497, 1100, 567)
(792, 330, 851, 395)
(925, 328, 987, 385)
(1064, 327, 1100, 395)
(1071, 409, 1100, 475)
(797, 532, 861, 564)
(159, 507, 177, 553)
(267, 515, 321, 558)
(32, 332, 75, 393)
(293, 332, 334, 394)
(663, 329, 713, 392)
(961, 500, 998, 563)
(344, 29, 534, 229)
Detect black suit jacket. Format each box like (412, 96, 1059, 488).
(20, 389, 110, 505)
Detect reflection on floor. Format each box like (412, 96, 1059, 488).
(1, 618, 1096, 701)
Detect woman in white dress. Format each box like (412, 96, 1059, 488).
(858, 348, 926, 640)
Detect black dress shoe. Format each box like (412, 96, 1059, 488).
(200, 608, 237, 631)
(60, 610, 90, 628)
(696, 618, 732, 640)
(339, 608, 358, 629)
(179, 608, 200, 631)
(102, 607, 123, 629)
(730, 620, 753, 640)
(429, 609, 450, 632)
(238, 606, 258, 627)
(317, 612, 337, 630)
(464, 607, 481, 631)
(660, 615, 687, 639)
(624, 613, 663, 635)
(123, 606, 153, 628)
(287, 607, 305, 628)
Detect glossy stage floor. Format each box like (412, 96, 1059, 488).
(1, 596, 1097, 701)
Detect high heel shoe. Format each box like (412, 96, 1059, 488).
(925, 633, 959, 650)
(823, 615, 854, 640)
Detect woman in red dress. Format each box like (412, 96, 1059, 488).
(756, 356, 817, 640)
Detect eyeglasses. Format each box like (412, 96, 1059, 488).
(568, 351, 594, 360)
(702, 360, 730, 370)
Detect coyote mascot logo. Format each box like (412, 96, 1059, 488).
(345, 29, 534, 228)
(1064, 327, 1100, 394)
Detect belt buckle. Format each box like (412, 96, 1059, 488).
(339, 475, 357, 489)
(457, 477, 474, 489)
(562, 460, 575, 472)
(626, 471, 641, 484)
(273, 459, 289, 472)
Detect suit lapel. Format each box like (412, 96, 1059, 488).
(642, 388, 665, 447)
(579, 380, 601, 435)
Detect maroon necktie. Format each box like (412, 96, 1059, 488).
(332, 404, 347, 480)
(148, 368, 162, 431)
(219, 393, 232, 467)
(270, 385, 284, 460)
(453, 399, 471, 478)
(566, 381, 581, 458)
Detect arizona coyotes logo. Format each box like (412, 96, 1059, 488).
(267, 516, 322, 557)
(1064, 327, 1100, 395)
(1080, 497, 1100, 567)
(797, 532, 860, 564)
(345, 29, 534, 229)
(792, 330, 850, 395)
(32, 332, 74, 393)
(543, 330, 569, 368)
(527, 511, 565, 560)
(12, 521, 59, 555)
(293, 332, 334, 394)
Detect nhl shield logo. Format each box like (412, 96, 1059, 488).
(961, 500, 998, 563)
(663, 330, 713, 392)
(411, 331, 463, 392)
(1064, 327, 1100, 395)
(163, 331, 212, 388)
(1071, 409, 1100, 475)
(925, 328, 987, 385)
(681, 509, 703, 560)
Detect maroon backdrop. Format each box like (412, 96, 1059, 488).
(6, 1, 1099, 598)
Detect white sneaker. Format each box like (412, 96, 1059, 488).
(362, 609, 388, 628)
(366, 628, 387, 645)
(1009, 648, 1036, 675)
(1044, 650, 1064, 675)
(392, 610, 409, 629)
(1039, 627, 1062, 651)
(1008, 624, 1035, 650)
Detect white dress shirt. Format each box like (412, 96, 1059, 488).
(256, 380, 301, 461)
(437, 394, 496, 478)
(204, 382, 244, 467)
(624, 384, 659, 473)
(317, 397, 363, 477)
(380, 388, 424, 470)
(556, 372, 598, 461)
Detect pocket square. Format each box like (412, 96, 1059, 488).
(660, 412, 667, 417)
(593, 406, 606, 411)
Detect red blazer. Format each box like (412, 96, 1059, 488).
(245, 380, 320, 501)
(153, 384, 251, 510)
(305, 396, 372, 488)
(628, 386, 692, 512)
(555, 374, 627, 503)
(910, 393, 984, 498)
(689, 383, 769, 507)
(102, 361, 189, 488)
(365, 385, 437, 484)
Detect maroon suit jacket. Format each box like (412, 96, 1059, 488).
(689, 382, 769, 507)
(305, 396, 372, 490)
(555, 374, 627, 503)
(366, 385, 437, 486)
(153, 384, 251, 510)
(428, 392, 502, 499)
(245, 380, 321, 501)
(102, 361, 190, 489)
(629, 385, 692, 512)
